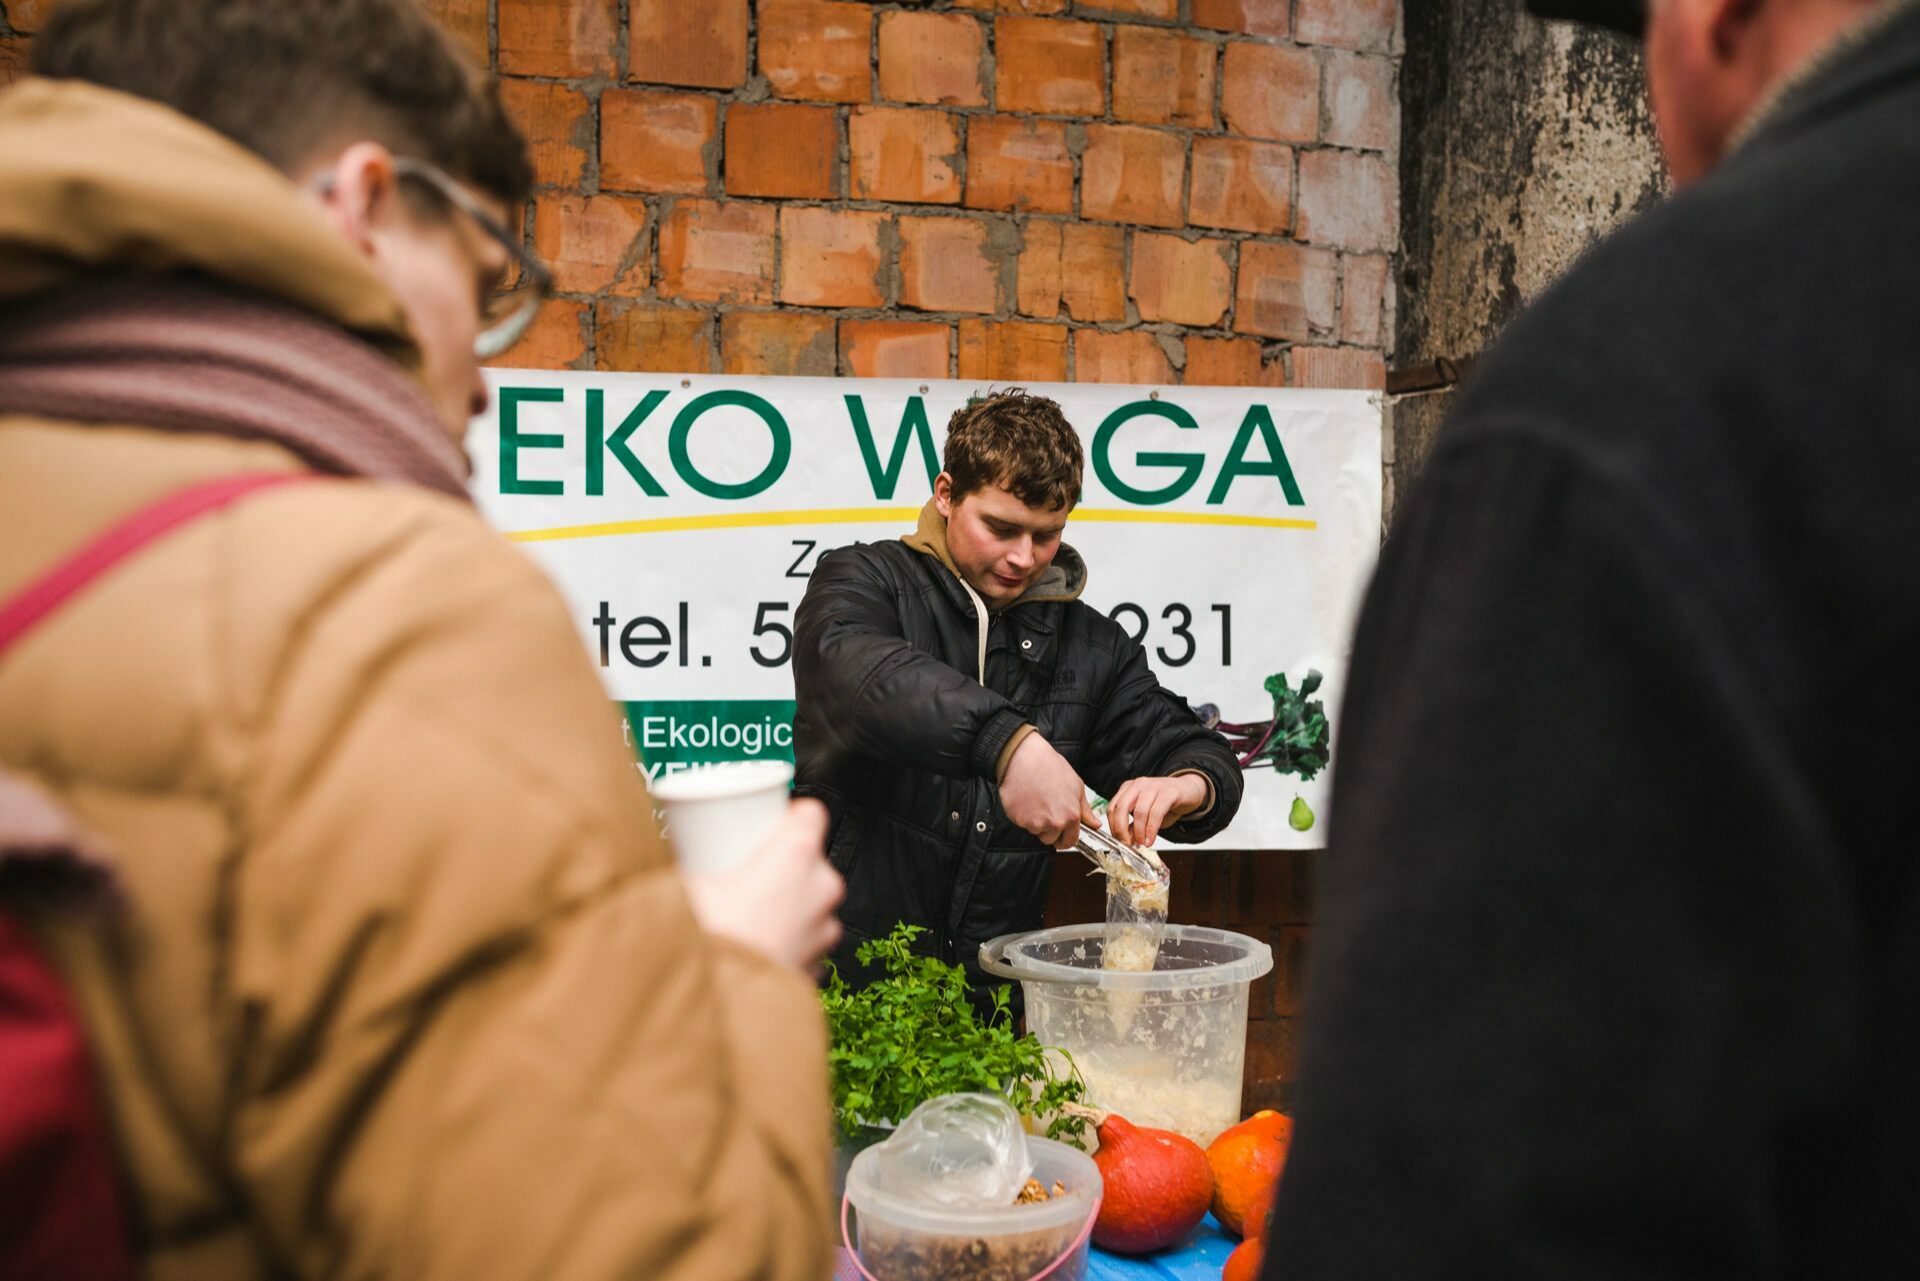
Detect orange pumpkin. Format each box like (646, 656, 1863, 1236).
(1075, 1107, 1214, 1255)
(1222, 1234, 1267, 1281)
(1206, 1109, 1293, 1238)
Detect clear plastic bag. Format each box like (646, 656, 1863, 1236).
(1103, 870, 1169, 974)
(1074, 825, 1169, 974)
(866, 1094, 1034, 1209)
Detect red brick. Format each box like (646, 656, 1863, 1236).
(725, 102, 838, 199)
(1075, 331, 1176, 385)
(532, 193, 650, 296)
(1017, 222, 1127, 322)
(1016, 221, 1064, 318)
(630, 0, 748, 89)
(899, 217, 1001, 316)
(1222, 41, 1320, 143)
(419, 0, 488, 64)
(1191, 0, 1289, 37)
(1237, 240, 1338, 340)
(721, 312, 838, 377)
(1076, 0, 1178, 18)
(878, 11, 988, 107)
(1341, 254, 1391, 347)
(1190, 137, 1292, 234)
(499, 0, 617, 78)
(484, 298, 587, 371)
(994, 17, 1105, 116)
(498, 80, 591, 188)
(1081, 125, 1186, 228)
(760, 0, 873, 104)
(1325, 52, 1397, 151)
(955, 0, 1070, 11)
(1128, 232, 1232, 326)
(1112, 26, 1217, 129)
(1297, 148, 1398, 251)
(1184, 336, 1286, 387)
(594, 301, 714, 373)
(851, 107, 962, 205)
(841, 320, 952, 379)
(0, 35, 30, 88)
(657, 200, 777, 304)
(958, 320, 1069, 382)
(778, 207, 887, 309)
(601, 89, 715, 194)
(965, 116, 1073, 215)
(1297, 0, 1399, 52)
(1291, 346, 1387, 389)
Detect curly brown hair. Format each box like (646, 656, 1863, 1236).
(31, 0, 531, 206)
(944, 390, 1084, 512)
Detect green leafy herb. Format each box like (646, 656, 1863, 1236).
(820, 924, 1088, 1146)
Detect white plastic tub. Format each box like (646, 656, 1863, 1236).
(980, 924, 1274, 1148)
(844, 1135, 1101, 1281)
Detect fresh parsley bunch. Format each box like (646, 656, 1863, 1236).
(820, 924, 1088, 1146)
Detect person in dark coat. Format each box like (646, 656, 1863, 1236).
(793, 390, 1243, 991)
(1268, 0, 1920, 1277)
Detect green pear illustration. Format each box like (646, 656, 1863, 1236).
(1289, 795, 1316, 832)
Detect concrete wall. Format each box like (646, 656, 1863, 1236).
(1391, 0, 1665, 515)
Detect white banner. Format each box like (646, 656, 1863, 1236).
(470, 373, 1382, 849)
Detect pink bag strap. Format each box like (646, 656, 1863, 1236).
(0, 472, 318, 656)
(839, 1189, 1101, 1281)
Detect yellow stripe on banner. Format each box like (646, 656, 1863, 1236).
(505, 505, 1316, 544)
(506, 506, 920, 543)
(1070, 508, 1318, 531)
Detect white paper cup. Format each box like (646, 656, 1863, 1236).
(650, 760, 795, 876)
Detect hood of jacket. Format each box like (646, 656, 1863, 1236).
(900, 498, 1088, 611)
(0, 77, 422, 375)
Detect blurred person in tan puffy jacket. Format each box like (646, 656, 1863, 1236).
(0, 1, 842, 1278)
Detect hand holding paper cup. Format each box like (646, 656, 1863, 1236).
(651, 760, 796, 875)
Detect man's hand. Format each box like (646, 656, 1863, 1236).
(1000, 733, 1101, 849)
(1107, 774, 1210, 848)
(682, 799, 844, 975)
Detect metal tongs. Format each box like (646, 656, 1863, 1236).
(1073, 822, 1168, 888)
(1076, 824, 1170, 978)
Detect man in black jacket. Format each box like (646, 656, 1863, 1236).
(1269, 1, 1920, 1277)
(794, 391, 1242, 991)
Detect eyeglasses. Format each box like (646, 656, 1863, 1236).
(392, 158, 552, 359)
(314, 157, 552, 359)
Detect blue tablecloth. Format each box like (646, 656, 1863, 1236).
(834, 1213, 1237, 1280)
(1087, 1214, 1235, 1279)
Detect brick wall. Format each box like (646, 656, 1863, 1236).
(400, 0, 1401, 389)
